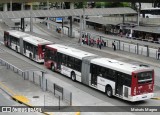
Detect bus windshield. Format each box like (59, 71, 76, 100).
(137, 71, 152, 84)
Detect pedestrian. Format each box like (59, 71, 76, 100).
(99, 39, 102, 49)
(112, 41, 116, 51)
(113, 44, 116, 51)
(112, 41, 114, 48)
(82, 38, 84, 44)
(89, 38, 91, 46)
(158, 47, 160, 59)
(91, 38, 94, 47)
(86, 37, 88, 45)
(102, 39, 104, 47)
(82, 34, 84, 38)
(97, 38, 99, 48)
(78, 38, 80, 43)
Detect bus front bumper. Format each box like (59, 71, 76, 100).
(130, 93, 154, 102)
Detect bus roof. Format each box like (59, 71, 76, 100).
(7, 30, 30, 38)
(46, 44, 96, 59)
(23, 36, 52, 46)
(91, 58, 151, 75)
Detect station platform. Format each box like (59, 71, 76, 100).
(0, 21, 160, 115)
(34, 22, 160, 68)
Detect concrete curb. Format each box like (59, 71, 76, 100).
(0, 81, 52, 115)
(75, 112, 81, 115)
(151, 97, 160, 100)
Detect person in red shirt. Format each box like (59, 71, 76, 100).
(99, 39, 102, 49)
(97, 38, 99, 48)
(86, 37, 88, 45)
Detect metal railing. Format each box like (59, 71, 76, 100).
(23, 70, 72, 106)
(80, 31, 159, 59)
(0, 58, 24, 77)
(0, 58, 72, 106)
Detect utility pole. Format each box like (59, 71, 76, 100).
(80, 3, 85, 45)
(30, 3, 33, 32)
(47, 0, 50, 29)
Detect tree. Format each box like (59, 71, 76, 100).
(95, 2, 130, 8)
(64, 2, 70, 9)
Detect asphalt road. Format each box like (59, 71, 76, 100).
(0, 21, 160, 115)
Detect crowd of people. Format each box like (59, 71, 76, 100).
(80, 34, 106, 50)
(79, 34, 160, 58)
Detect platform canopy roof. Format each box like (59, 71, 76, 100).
(0, 0, 155, 3)
(130, 26, 160, 34)
(87, 17, 121, 25)
(0, 7, 137, 19)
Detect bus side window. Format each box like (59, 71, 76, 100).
(48, 50, 51, 59)
(74, 58, 81, 72)
(35, 47, 38, 54)
(62, 54, 65, 65)
(62, 54, 67, 66)
(67, 56, 74, 68)
(112, 70, 116, 78)
(91, 64, 97, 75)
(57, 53, 62, 62)
(99, 67, 106, 77)
(124, 78, 131, 87)
(107, 69, 114, 81)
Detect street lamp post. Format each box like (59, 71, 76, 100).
(80, 4, 85, 46)
(30, 3, 33, 32)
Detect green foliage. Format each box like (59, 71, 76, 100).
(0, 4, 3, 11)
(123, 2, 130, 7)
(95, 2, 130, 8)
(75, 2, 83, 8)
(75, 2, 88, 9)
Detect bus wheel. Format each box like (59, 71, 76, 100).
(71, 72, 76, 81)
(106, 86, 113, 97)
(51, 64, 55, 72)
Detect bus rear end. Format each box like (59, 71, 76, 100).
(130, 69, 154, 101)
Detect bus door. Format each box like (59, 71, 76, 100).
(33, 46, 36, 59)
(57, 52, 62, 70)
(115, 72, 123, 96)
(91, 64, 97, 86)
(23, 41, 26, 54)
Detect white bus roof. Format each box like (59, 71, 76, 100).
(91, 58, 151, 75)
(7, 30, 30, 38)
(23, 36, 52, 46)
(47, 44, 96, 59)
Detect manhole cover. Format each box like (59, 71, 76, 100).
(33, 96, 39, 98)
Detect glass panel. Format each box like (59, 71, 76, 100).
(137, 71, 152, 83)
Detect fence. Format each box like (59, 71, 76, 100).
(0, 58, 24, 77)
(24, 70, 72, 106)
(0, 58, 72, 106)
(80, 31, 159, 59)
